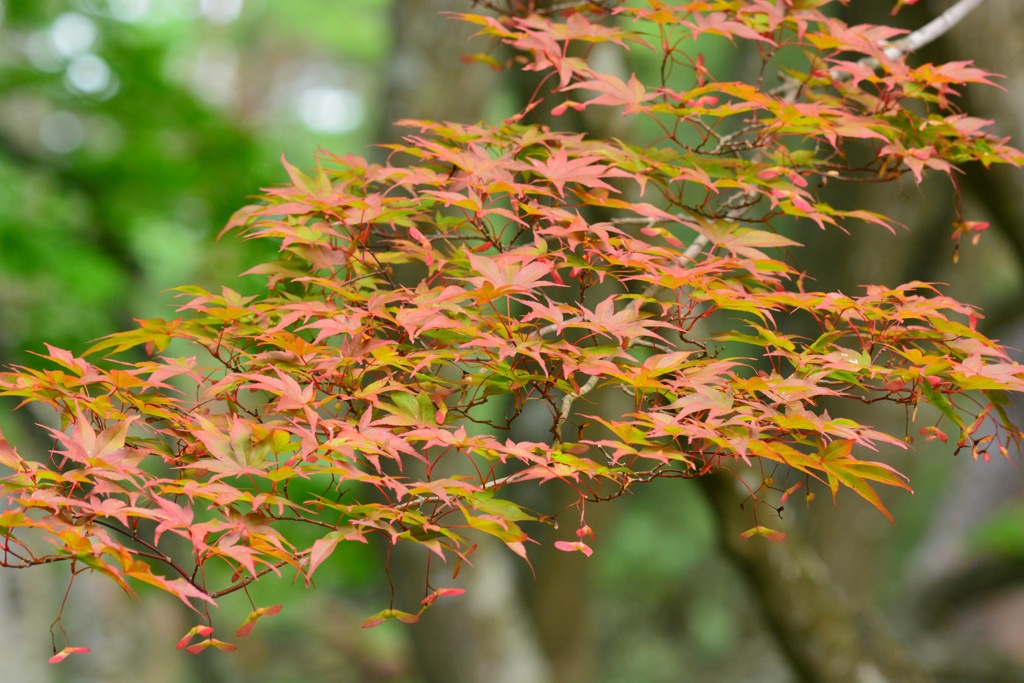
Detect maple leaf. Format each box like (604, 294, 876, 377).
(464, 250, 562, 301)
(527, 147, 629, 197)
(575, 296, 672, 346)
(559, 72, 656, 113)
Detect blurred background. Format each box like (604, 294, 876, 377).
(1, 1, 1024, 681)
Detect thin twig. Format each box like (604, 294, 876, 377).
(208, 560, 292, 599)
(393, 470, 532, 512)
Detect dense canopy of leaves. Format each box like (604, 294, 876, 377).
(1, 0, 1022, 655)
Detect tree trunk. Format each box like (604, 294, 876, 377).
(700, 471, 932, 683)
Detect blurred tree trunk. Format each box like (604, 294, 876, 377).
(701, 472, 932, 683)
(0, 550, 51, 682)
(378, 0, 500, 147)
(786, 1, 1024, 677)
(935, 0, 1024, 318)
(901, 2, 1024, 676)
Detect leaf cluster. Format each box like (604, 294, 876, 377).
(1, 0, 1022, 653)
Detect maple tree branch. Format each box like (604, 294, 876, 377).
(664, 0, 990, 295)
(556, 373, 600, 442)
(881, 0, 988, 60)
(392, 470, 532, 513)
(208, 560, 293, 599)
(0, 553, 69, 568)
(91, 518, 206, 587)
(775, 0, 988, 105)
(583, 466, 704, 503)
(681, 233, 710, 262)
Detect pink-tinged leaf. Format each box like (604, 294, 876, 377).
(39, 343, 91, 374)
(560, 72, 656, 112)
(707, 225, 802, 260)
(554, 540, 594, 557)
(48, 647, 90, 664)
(739, 526, 787, 542)
(280, 154, 327, 197)
(121, 561, 215, 612)
(307, 535, 340, 577)
(463, 250, 561, 302)
(578, 296, 671, 345)
(527, 147, 628, 197)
